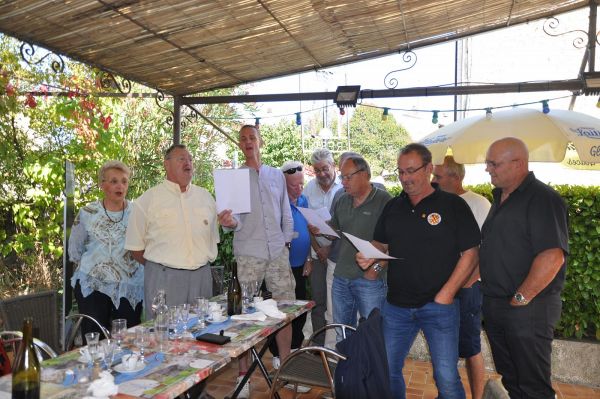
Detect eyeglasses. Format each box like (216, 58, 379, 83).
(340, 169, 363, 181)
(166, 156, 193, 163)
(313, 165, 331, 174)
(485, 159, 518, 169)
(395, 163, 427, 178)
(283, 165, 303, 174)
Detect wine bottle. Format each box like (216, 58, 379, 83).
(11, 317, 40, 399)
(227, 261, 242, 315)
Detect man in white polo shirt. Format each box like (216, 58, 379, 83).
(125, 144, 219, 317)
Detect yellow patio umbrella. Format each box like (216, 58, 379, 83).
(419, 108, 600, 168)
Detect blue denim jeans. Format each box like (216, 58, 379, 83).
(332, 275, 386, 341)
(382, 300, 465, 399)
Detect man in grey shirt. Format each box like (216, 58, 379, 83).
(218, 125, 295, 398)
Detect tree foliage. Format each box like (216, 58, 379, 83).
(348, 104, 411, 176)
(0, 34, 242, 296)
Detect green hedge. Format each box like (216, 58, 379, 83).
(217, 184, 600, 340)
(389, 183, 600, 340)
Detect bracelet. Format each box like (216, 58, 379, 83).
(371, 262, 383, 272)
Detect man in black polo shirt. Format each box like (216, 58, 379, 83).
(357, 143, 480, 399)
(480, 137, 568, 399)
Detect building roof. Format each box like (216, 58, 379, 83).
(0, 0, 589, 95)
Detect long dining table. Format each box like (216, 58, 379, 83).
(0, 298, 313, 399)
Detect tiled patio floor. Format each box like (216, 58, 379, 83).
(204, 351, 600, 399)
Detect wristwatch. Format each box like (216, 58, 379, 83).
(372, 263, 383, 273)
(513, 292, 529, 305)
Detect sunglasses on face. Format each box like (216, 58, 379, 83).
(283, 166, 303, 174)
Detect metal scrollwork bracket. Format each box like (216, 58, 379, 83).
(384, 50, 417, 89)
(543, 17, 589, 49)
(155, 90, 174, 126)
(97, 70, 132, 94)
(19, 41, 65, 73)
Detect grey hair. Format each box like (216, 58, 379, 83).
(442, 155, 465, 180)
(344, 155, 371, 179)
(311, 148, 334, 165)
(164, 144, 188, 160)
(98, 160, 131, 185)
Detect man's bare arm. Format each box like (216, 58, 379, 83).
(435, 247, 479, 304)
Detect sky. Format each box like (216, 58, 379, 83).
(237, 7, 600, 186)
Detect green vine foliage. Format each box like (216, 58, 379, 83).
(390, 183, 600, 340)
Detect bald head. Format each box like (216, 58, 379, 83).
(489, 137, 529, 163)
(485, 137, 530, 193)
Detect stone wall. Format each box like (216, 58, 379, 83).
(408, 331, 600, 388)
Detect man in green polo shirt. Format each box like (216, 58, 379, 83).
(328, 155, 391, 341)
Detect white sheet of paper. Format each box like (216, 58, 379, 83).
(314, 207, 331, 221)
(297, 207, 339, 238)
(342, 232, 397, 259)
(213, 169, 251, 214)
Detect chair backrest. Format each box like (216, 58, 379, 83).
(0, 290, 59, 353)
(63, 313, 110, 351)
(1, 331, 58, 363)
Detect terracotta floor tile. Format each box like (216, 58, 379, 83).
(202, 350, 600, 399)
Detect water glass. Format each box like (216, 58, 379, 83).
(241, 282, 252, 312)
(134, 326, 150, 363)
(168, 305, 182, 340)
(111, 318, 127, 349)
(195, 297, 207, 328)
(84, 332, 100, 363)
(100, 339, 116, 372)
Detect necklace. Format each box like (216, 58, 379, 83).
(102, 200, 125, 223)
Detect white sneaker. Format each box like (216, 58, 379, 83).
(235, 375, 250, 399)
(285, 383, 312, 393)
(272, 356, 280, 370)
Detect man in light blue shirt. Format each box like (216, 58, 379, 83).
(218, 125, 295, 398)
(302, 148, 342, 345)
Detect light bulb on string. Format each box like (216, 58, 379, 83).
(597, 97, 600, 108)
(485, 108, 493, 120)
(339, 107, 345, 116)
(542, 100, 550, 114)
(431, 111, 439, 124)
(382, 108, 389, 121)
(254, 117, 260, 128)
(295, 112, 302, 126)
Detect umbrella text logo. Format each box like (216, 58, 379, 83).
(569, 127, 600, 139)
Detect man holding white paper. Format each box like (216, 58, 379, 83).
(302, 148, 342, 345)
(327, 155, 390, 340)
(356, 143, 480, 399)
(217, 125, 294, 398)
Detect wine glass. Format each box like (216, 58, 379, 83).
(241, 282, 252, 313)
(134, 326, 150, 363)
(178, 303, 190, 335)
(111, 318, 127, 349)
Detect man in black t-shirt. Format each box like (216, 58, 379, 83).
(357, 143, 480, 399)
(480, 137, 568, 399)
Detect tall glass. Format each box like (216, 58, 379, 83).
(84, 332, 100, 364)
(100, 339, 116, 372)
(134, 326, 150, 363)
(168, 305, 182, 340)
(195, 297, 207, 329)
(111, 319, 127, 349)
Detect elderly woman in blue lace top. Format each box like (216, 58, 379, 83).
(68, 160, 143, 336)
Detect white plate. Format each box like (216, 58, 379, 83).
(114, 362, 146, 374)
(77, 355, 94, 363)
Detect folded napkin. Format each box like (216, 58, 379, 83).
(114, 352, 165, 385)
(254, 299, 286, 319)
(230, 311, 267, 321)
(82, 371, 118, 399)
